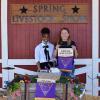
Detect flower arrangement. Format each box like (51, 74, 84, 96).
(7, 74, 85, 99)
(56, 76, 85, 98)
(73, 83, 85, 96)
(8, 82, 20, 93)
(7, 74, 37, 99)
(7, 74, 37, 92)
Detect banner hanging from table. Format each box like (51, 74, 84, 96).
(35, 82, 56, 99)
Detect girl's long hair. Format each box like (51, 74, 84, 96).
(58, 27, 71, 46)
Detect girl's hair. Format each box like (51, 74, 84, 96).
(41, 27, 50, 36)
(58, 27, 71, 46)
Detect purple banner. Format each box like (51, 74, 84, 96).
(35, 82, 56, 98)
(57, 56, 74, 71)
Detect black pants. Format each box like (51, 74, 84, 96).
(40, 62, 53, 70)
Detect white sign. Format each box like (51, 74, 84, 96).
(58, 48, 74, 57)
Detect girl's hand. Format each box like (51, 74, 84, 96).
(72, 45, 76, 50)
(72, 45, 78, 58)
(55, 44, 60, 50)
(54, 45, 60, 57)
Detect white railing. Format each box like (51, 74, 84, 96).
(0, 58, 100, 96)
(3, 59, 93, 95)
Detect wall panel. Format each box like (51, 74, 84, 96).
(8, 0, 92, 59)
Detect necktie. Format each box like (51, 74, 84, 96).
(43, 45, 50, 61)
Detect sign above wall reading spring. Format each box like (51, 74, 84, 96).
(10, 4, 89, 24)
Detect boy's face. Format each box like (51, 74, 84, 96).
(42, 34, 49, 43)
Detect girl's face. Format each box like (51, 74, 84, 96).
(61, 29, 69, 41)
(42, 34, 49, 43)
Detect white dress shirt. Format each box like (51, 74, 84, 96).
(35, 41, 55, 63)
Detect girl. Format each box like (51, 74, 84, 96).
(55, 27, 78, 77)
